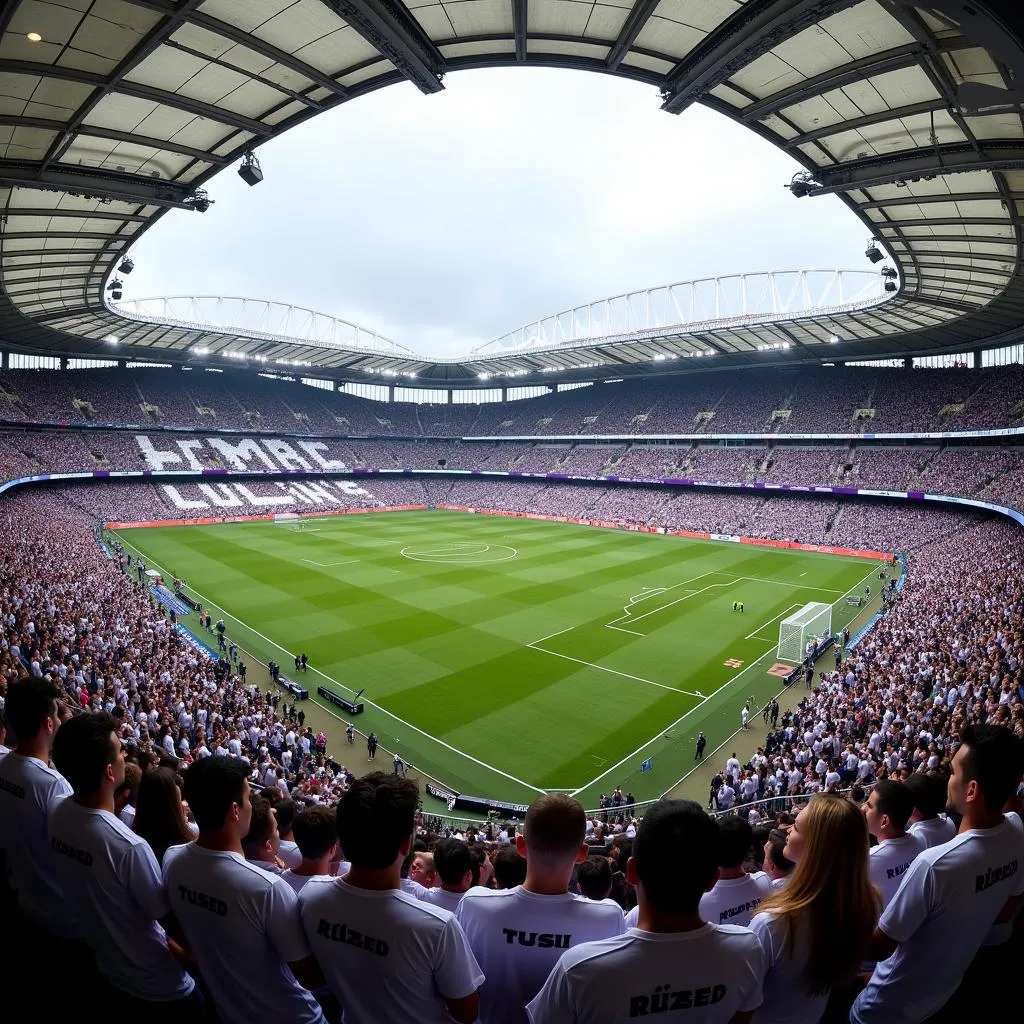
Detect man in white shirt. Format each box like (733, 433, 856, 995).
(163, 756, 326, 1024)
(48, 712, 201, 1019)
(853, 724, 1024, 1024)
(527, 800, 763, 1024)
(241, 797, 285, 873)
(761, 829, 794, 890)
(275, 796, 303, 869)
(299, 772, 483, 1024)
(420, 837, 476, 912)
(862, 780, 926, 909)
(281, 805, 339, 894)
(457, 793, 625, 1024)
(698, 817, 772, 927)
(0, 677, 76, 940)
(904, 773, 956, 848)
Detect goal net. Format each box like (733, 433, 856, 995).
(273, 512, 305, 532)
(777, 602, 832, 664)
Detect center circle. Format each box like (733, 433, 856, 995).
(400, 542, 519, 564)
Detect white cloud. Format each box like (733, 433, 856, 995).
(125, 68, 871, 357)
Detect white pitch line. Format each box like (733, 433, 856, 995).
(112, 536, 547, 795)
(300, 558, 360, 568)
(606, 624, 646, 637)
(529, 626, 576, 645)
(745, 603, 800, 641)
(568, 696, 709, 797)
(528, 642, 702, 696)
(738, 574, 846, 594)
(573, 561, 892, 798)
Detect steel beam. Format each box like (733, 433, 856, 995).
(0, 160, 197, 209)
(2, 206, 148, 223)
(0, 115, 231, 166)
(42, 0, 208, 170)
(0, 60, 273, 138)
(512, 0, 528, 61)
(661, 0, 862, 115)
(320, 0, 445, 94)
(856, 191, 1023, 210)
(124, 0, 351, 99)
(807, 143, 1024, 196)
(738, 40, 971, 124)
(783, 100, 948, 150)
(606, 0, 660, 70)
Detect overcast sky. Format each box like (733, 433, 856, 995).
(125, 68, 871, 357)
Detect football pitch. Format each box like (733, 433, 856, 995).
(112, 510, 882, 808)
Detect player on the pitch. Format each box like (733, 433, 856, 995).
(732, 600, 744, 613)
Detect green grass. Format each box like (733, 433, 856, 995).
(113, 510, 880, 808)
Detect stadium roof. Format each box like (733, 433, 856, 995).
(0, 0, 1022, 387)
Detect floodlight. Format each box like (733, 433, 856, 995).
(884, 281, 898, 293)
(787, 171, 821, 198)
(107, 278, 123, 300)
(187, 189, 212, 213)
(238, 151, 263, 187)
(118, 257, 134, 274)
(881, 266, 898, 279)
(865, 239, 883, 263)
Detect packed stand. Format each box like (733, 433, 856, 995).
(1, 482, 1024, 1023)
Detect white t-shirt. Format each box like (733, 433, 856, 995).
(456, 885, 626, 1024)
(984, 812, 1024, 946)
(0, 751, 75, 936)
(47, 800, 193, 1001)
(299, 877, 484, 1024)
(907, 816, 956, 849)
(162, 843, 324, 1024)
(278, 839, 302, 869)
(526, 924, 763, 1024)
(852, 819, 1024, 1024)
(750, 910, 829, 1024)
(868, 833, 927, 909)
(699, 872, 773, 927)
(281, 869, 327, 895)
(419, 886, 468, 913)
(401, 876, 428, 898)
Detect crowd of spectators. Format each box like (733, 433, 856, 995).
(4, 363, 1024, 435)
(3, 429, 1023, 522)
(22, 475, 988, 553)
(1, 447, 1023, 1021)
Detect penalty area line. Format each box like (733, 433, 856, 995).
(300, 558, 360, 568)
(527, 640, 703, 697)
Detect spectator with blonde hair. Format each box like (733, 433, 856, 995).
(749, 794, 880, 1024)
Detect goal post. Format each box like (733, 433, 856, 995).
(273, 512, 304, 532)
(777, 602, 833, 664)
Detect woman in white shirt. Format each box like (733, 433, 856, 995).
(749, 794, 880, 1024)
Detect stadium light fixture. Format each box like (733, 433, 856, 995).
(787, 171, 822, 198)
(238, 151, 263, 187)
(103, 335, 119, 345)
(828, 335, 840, 344)
(884, 281, 898, 293)
(865, 239, 884, 263)
(107, 278, 123, 300)
(193, 347, 209, 356)
(27, 32, 42, 42)
(881, 266, 898, 279)
(118, 257, 134, 274)
(186, 189, 212, 213)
